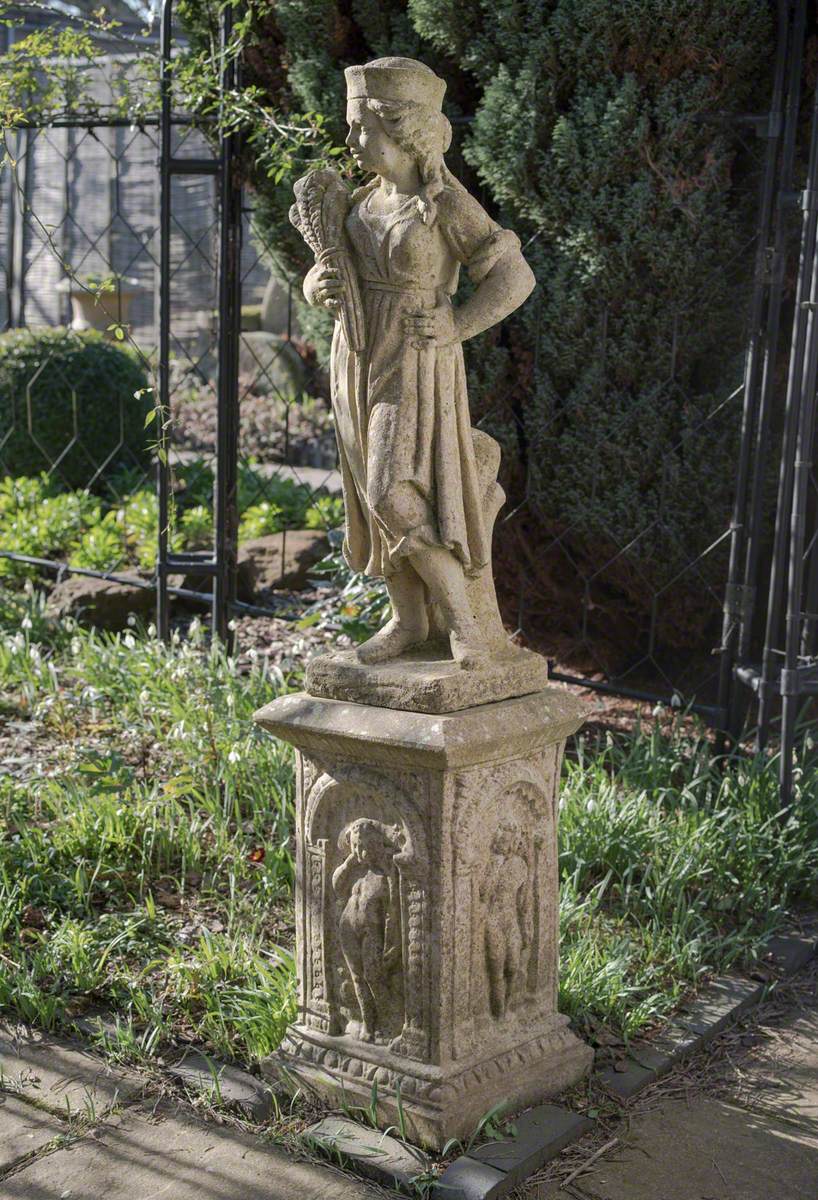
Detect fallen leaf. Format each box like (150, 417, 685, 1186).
(247, 847, 266, 863)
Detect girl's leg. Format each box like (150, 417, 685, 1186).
(409, 545, 488, 670)
(356, 561, 429, 664)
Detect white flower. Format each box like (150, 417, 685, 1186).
(558, 797, 566, 811)
(21, 615, 32, 631)
(652, 703, 664, 718)
(147, 623, 157, 638)
(670, 691, 682, 709)
(123, 633, 136, 650)
(227, 748, 241, 764)
(228, 619, 237, 631)
(70, 638, 82, 656)
(126, 613, 137, 627)
(188, 618, 201, 638)
(139, 690, 150, 705)
(586, 797, 595, 814)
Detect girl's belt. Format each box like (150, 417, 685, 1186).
(360, 278, 440, 300)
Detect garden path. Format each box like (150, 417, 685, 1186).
(0, 1023, 377, 1200)
(540, 960, 818, 1200)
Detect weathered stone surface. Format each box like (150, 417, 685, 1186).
(2, 1104, 376, 1199)
(432, 1156, 507, 1200)
(291, 57, 536, 672)
(239, 331, 305, 396)
(254, 55, 589, 1157)
(46, 575, 153, 630)
(167, 1049, 274, 1119)
(0, 1023, 140, 1115)
(598, 975, 764, 1100)
(0, 1094, 64, 1172)
(260, 274, 297, 336)
(236, 529, 329, 599)
(305, 1116, 431, 1191)
(574, 1096, 818, 1200)
(470, 1104, 593, 1186)
(305, 642, 550, 714)
(255, 688, 592, 1150)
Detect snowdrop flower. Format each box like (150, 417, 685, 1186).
(670, 691, 682, 709)
(558, 797, 566, 811)
(139, 690, 150, 705)
(126, 613, 137, 627)
(227, 748, 241, 764)
(586, 797, 595, 814)
(21, 615, 32, 631)
(652, 702, 664, 718)
(147, 623, 157, 638)
(123, 633, 136, 650)
(70, 637, 82, 656)
(188, 618, 201, 638)
(227, 619, 237, 631)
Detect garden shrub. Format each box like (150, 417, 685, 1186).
(179, 0, 774, 661)
(0, 328, 150, 489)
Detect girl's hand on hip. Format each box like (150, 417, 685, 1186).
(404, 304, 458, 349)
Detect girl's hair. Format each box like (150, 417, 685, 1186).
(366, 98, 453, 226)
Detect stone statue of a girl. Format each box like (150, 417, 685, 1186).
(294, 57, 535, 670)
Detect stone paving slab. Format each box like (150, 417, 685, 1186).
(2, 1104, 378, 1199)
(0, 1093, 65, 1173)
(549, 1096, 818, 1200)
(0, 1023, 140, 1116)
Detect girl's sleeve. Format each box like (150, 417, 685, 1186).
(438, 187, 522, 283)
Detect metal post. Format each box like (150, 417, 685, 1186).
(781, 170, 818, 804)
(758, 81, 818, 753)
(717, 0, 794, 749)
(212, 1, 242, 650)
(157, 0, 172, 640)
(733, 0, 805, 716)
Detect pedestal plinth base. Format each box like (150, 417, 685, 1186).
(264, 1016, 592, 1150)
(254, 686, 592, 1150)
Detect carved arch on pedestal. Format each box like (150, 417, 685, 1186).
(302, 764, 430, 1060)
(451, 748, 561, 1058)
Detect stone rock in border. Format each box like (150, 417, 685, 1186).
(305, 1117, 431, 1192)
(166, 1049, 274, 1121)
(46, 575, 154, 630)
(236, 530, 329, 599)
(239, 332, 305, 397)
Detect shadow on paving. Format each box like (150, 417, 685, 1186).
(0, 1102, 377, 1200)
(543, 964, 818, 1200)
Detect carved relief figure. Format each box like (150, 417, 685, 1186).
(479, 823, 532, 1019)
(332, 818, 404, 1042)
(291, 57, 535, 671)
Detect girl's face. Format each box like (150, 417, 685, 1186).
(345, 99, 416, 184)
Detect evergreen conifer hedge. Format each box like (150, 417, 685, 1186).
(182, 0, 772, 662)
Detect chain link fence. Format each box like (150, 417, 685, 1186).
(0, 10, 801, 734)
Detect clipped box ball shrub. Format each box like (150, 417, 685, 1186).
(0, 327, 150, 489)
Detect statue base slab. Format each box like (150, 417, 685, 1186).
(305, 641, 550, 714)
(254, 686, 593, 1150)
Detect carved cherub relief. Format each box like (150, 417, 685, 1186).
(332, 817, 404, 1042)
(479, 823, 532, 1020)
(290, 56, 536, 672)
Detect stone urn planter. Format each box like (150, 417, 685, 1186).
(56, 276, 143, 334)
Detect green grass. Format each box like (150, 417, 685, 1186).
(0, 462, 344, 578)
(1, 584, 817, 1075)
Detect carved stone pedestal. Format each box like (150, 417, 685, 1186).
(254, 686, 593, 1150)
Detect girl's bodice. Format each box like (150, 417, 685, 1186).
(345, 186, 461, 295)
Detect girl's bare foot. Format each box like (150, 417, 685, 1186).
(450, 627, 490, 671)
(356, 615, 428, 664)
